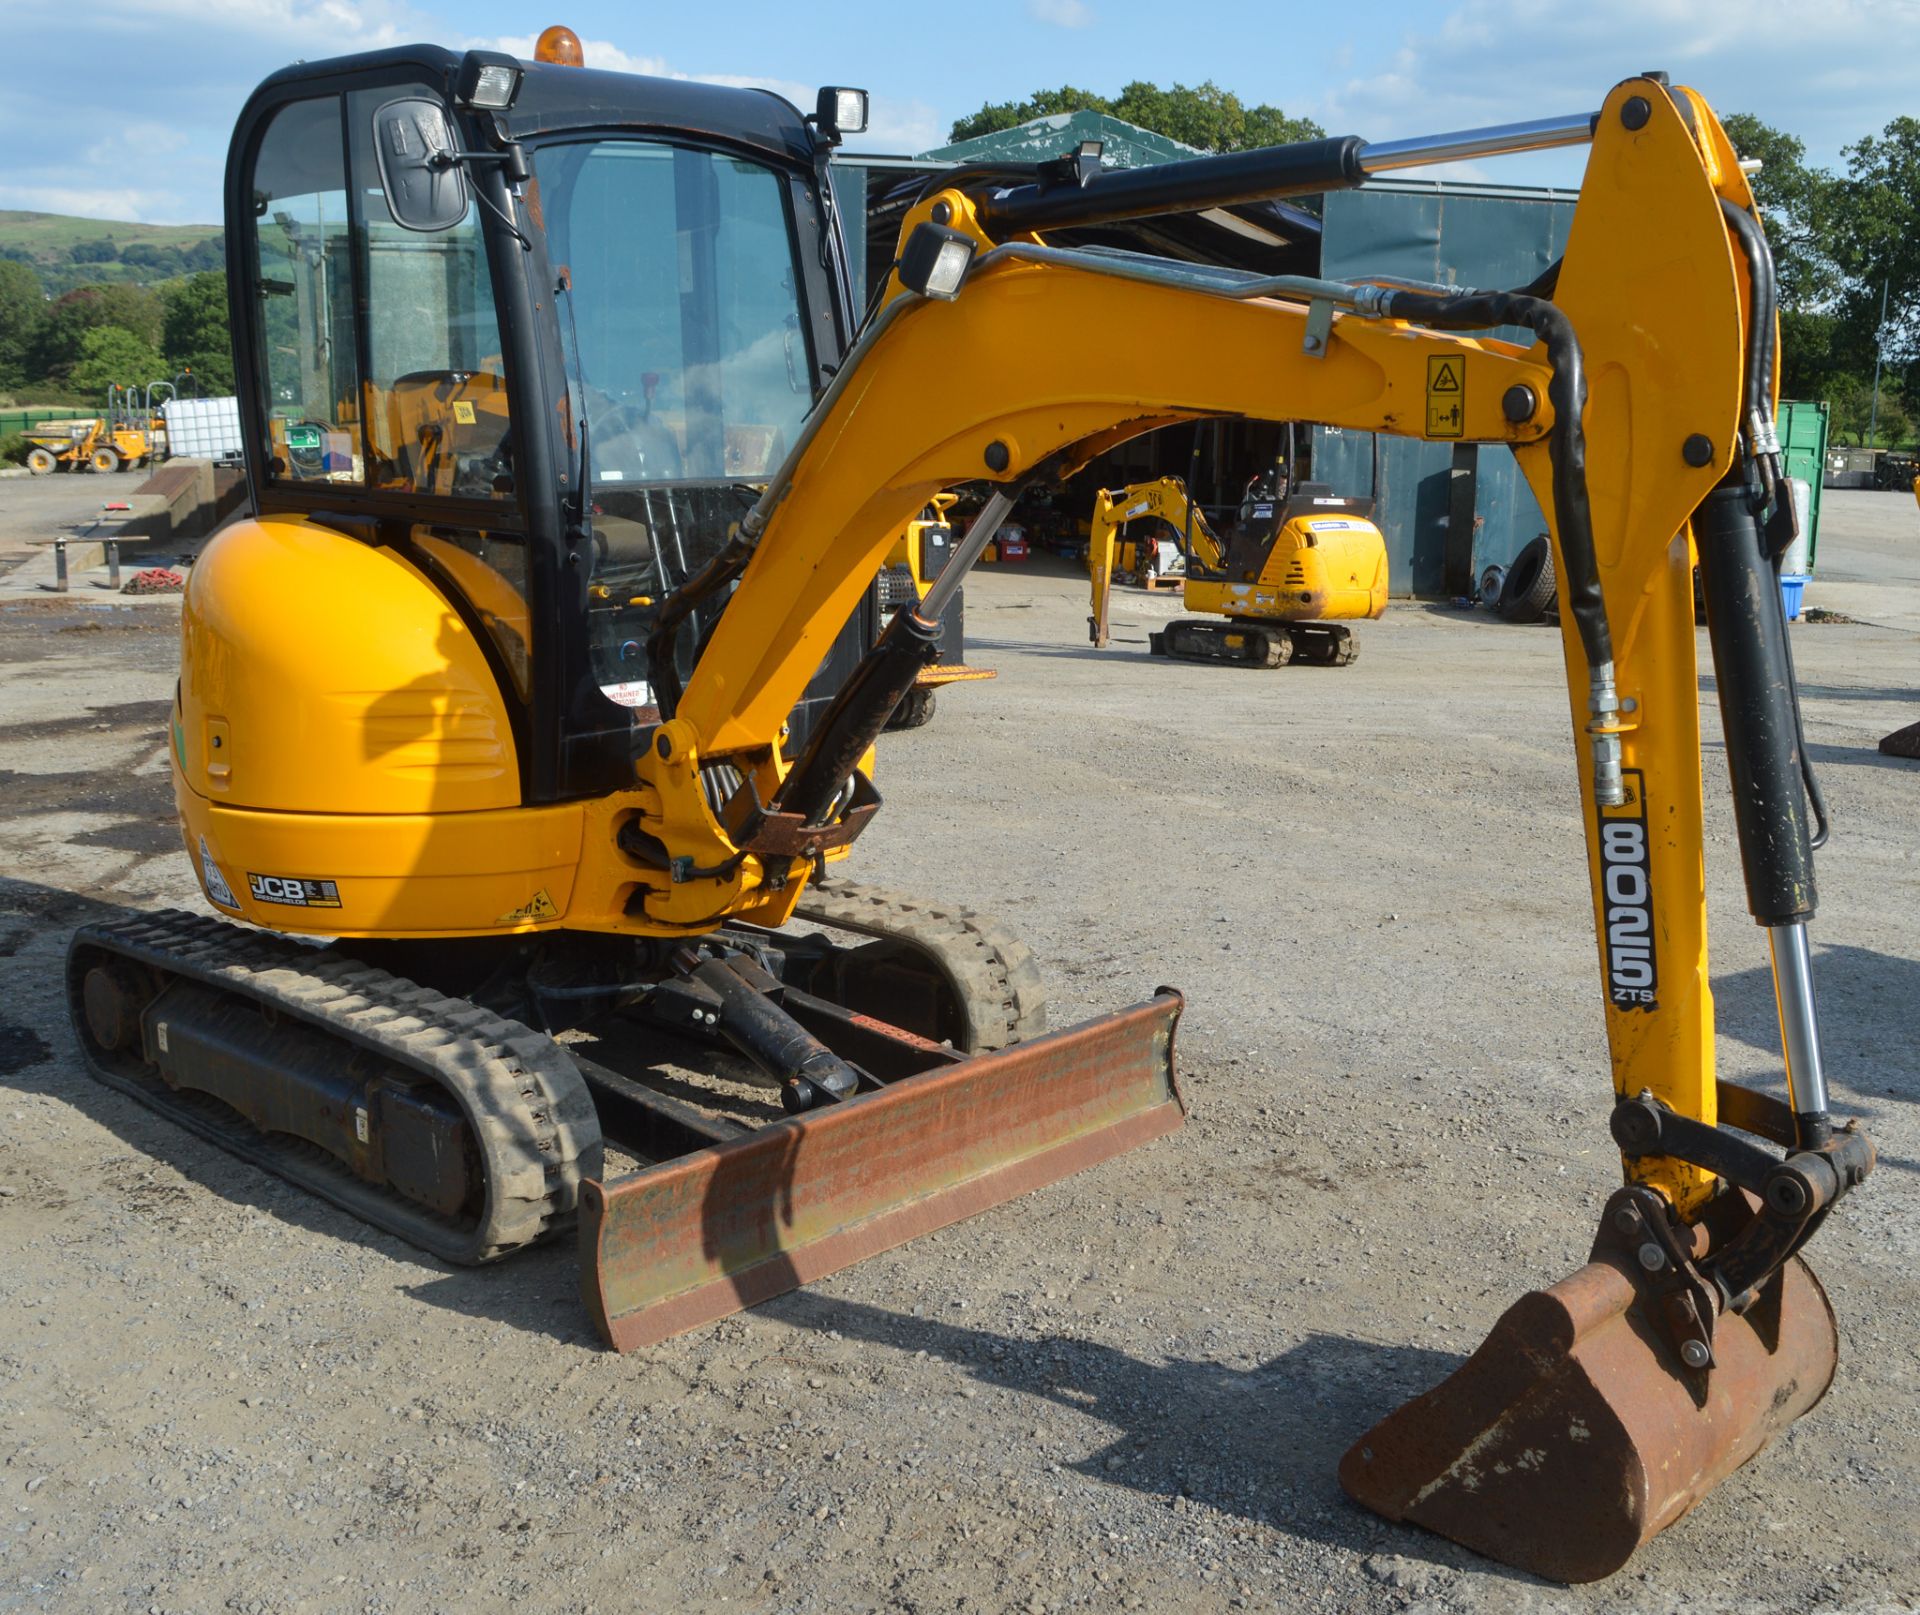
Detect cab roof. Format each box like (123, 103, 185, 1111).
(247, 43, 818, 167)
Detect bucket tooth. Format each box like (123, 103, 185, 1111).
(1339, 1251, 1836, 1583)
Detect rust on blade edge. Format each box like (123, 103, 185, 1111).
(581, 992, 1184, 1352)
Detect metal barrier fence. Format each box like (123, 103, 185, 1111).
(0, 408, 92, 438)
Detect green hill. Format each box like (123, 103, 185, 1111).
(0, 211, 224, 294)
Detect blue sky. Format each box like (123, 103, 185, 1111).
(3, 0, 1916, 225)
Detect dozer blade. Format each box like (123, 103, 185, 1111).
(582, 992, 1184, 1350)
(1339, 1249, 1837, 1583)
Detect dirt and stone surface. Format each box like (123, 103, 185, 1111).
(1, 489, 1916, 1614)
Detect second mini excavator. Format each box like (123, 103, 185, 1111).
(64, 36, 1872, 1584)
(879, 492, 996, 729)
(1087, 471, 1387, 663)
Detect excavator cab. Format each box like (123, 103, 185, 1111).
(228, 54, 866, 790)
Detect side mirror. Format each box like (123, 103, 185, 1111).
(813, 86, 869, 146)
(372, 97, 470, 233)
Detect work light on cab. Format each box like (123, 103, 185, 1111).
(456, 50, 523, 110)
(813, 86, 868, 145)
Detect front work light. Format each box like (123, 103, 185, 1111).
(898, 222, 977, 301)
(457, 50, 524, 110)
(814, 86, 870, 146)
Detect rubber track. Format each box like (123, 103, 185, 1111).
(66, 909, 602, 1265)
(788, 878, 1047, 1052)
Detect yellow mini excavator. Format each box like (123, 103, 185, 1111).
(65, 34, 1871, 1583)
(1087, 471, 1388, 662)
(879, 492, 996, 729)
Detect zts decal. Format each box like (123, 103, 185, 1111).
(1598, 771, 1656, 1011)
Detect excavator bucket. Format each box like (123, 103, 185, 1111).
(1340, 1245, 1837, 1583)
(581, 993, 1184, 1350)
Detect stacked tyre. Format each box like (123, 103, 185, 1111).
(1497, 535, 1558, 624)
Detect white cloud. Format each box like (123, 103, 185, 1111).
(481, 34, 672, 79)
(1027, 0, 1095, 26)
(0, 183, 193, 222)
(1305, 0, 1920, 177)
(477, 35, 941, 154)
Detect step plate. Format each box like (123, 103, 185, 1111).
(582, 992, 1184, 1350)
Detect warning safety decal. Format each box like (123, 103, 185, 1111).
(1426, 355, 1465, 439)
(496, 889, 560, 925)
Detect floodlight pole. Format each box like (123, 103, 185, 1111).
(1869, 278, 1889, 446)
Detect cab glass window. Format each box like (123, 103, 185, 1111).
(350, 88, 514, 501)
(248, 97, 361, 483)
(536, 141, 813, 486)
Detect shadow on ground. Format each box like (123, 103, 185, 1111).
(755, 1288, 1507, 1571)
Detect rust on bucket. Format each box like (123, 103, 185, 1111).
(1339, 1249, 1837, 1583)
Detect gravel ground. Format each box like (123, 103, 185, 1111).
(1, 490, 1916, 1615)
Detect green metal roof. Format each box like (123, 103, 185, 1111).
(919, 110, 1201, 169)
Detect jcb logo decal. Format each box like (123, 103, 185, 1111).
(1599, 771, 1656, 1011)
(248, 873, 342, 909)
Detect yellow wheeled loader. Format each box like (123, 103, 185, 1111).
(1087, 471, 1388, 662)
(64, 36, 1870, 1583)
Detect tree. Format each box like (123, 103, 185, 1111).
(1830, 117, 1920, 397)
(0, 260, 45, 389)
(949, 85, 1112, 144)
(1718, 115, 1851, 399)
(120, 243, 186, 275)
(69, 325, 166, 395)
(949, 80, 1322, 152)
(30, 283, 165, 380)
(1110, 81, 1322, 153)
(69, 238, 119, 264)
(161, 271, 235, 392)
(183, 235, 225, 273)
(1827, 371, 1913, 446)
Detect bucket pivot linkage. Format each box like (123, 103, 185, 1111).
(1340, 1083, 1873, 1584)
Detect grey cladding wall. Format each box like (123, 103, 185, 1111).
(1314, 183, 1576, 596)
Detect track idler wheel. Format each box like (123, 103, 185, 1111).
(1291, 625, 1358, 666)
(1339, 1197, 1839, 1582)
(81, 962, 156, 1053)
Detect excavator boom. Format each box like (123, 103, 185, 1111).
(627, 75, 1870, 1578)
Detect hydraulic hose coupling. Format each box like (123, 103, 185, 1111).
(1588, 665, 1626, 808)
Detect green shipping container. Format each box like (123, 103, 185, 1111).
(1775, 398, 1829, 576)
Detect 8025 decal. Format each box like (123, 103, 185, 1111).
(1598, 771, 1657, 1010)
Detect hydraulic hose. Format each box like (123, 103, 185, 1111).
(1719, 197, 1830, 849)
(1719, 200, 1786, 520)
(1378, 284, 1622, 804)
(645, 522, 756, 720)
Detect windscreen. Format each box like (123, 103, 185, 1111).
(534, 138, 815, 706)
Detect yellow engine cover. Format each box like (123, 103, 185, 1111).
(173, 516, 584, 938)
(1184, 514, 1389, 624)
